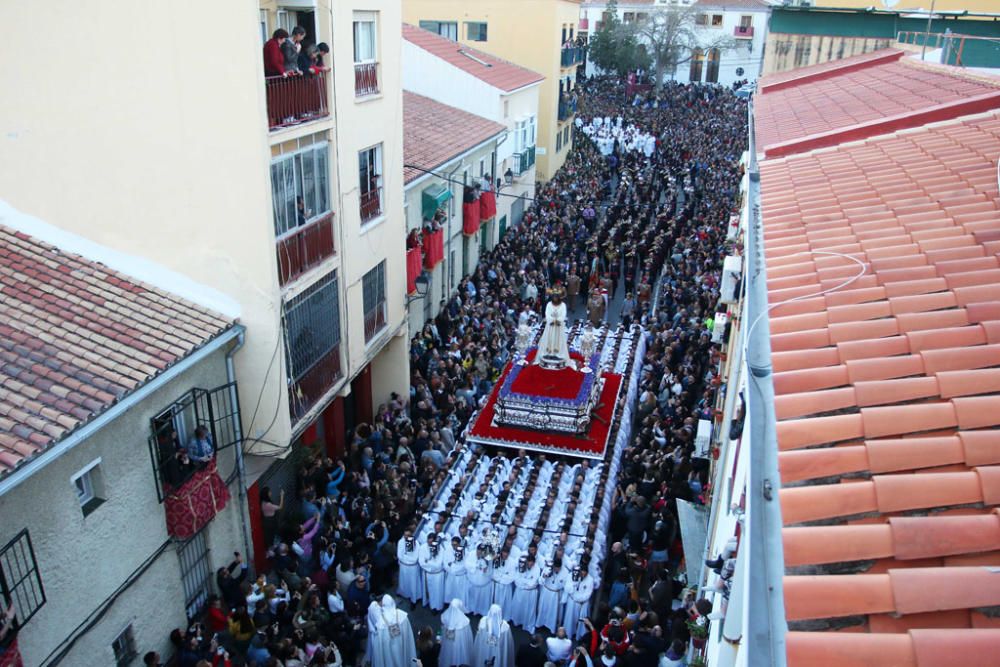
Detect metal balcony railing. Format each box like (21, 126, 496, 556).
(560, 46, 584, 67)
(265, 72, 330, 130)
(354, 62, 380, 97)
(734, 25, 754, 39)
(276, 213, 335, 286)
(558, 98, 577, 121)
(360, 187, 382, 223)
(511, 146, 536, 176)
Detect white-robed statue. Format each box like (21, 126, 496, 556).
(536, 287, 572, 369)
(440, 599, 475, 667)
(474, 604, 515, 667)
(371, 595, 417, 667)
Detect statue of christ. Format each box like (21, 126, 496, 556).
(536, 288, 572, 369)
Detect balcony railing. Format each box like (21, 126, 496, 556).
(561, 46, 584, 67)
(558, 98, 577, 121)
(276, 213, 335, 286)
(265, 72, 330, 130)
(734, 25, 754, 39)
(360, 187, 383, 222)
(289, 344, 343, 423)
(364, 303, 387, 342)
(512, 146, 536, 176)
(354, 62, 380, 97)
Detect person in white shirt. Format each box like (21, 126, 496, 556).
(327, 581, 346, 615)
(396, 528, 421, 603)
(511, 554, 541, 632)
(418, 533, 446, 610)
(546, 627, 573, 663)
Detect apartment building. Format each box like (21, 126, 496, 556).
(0, 222, 249, 666)
(401, 23, 543, 253)
(0, 0, 409, 567)
(402, 0, 582, 180)
(402, 91, 507, 336)
(579, 0, 770, 87)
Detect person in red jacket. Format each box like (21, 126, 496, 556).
(263, 29, 289, 77)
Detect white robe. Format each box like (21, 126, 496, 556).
(397, 537, 421, 603)
(492, 557, 516, 613)
(510, 563, 541, 632)
(536, 566, 566, 633)
(444, 545, 469, 605)
(440, 599, 475, 667)
(376, 596, 417, 667)
(473, 605, 516, 667)
(564, 573, 595, 640)
(466, 553, 494, 617)
(419, 543, 446, 610)
(536, 300, 570, 367)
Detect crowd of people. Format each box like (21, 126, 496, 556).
(152, 73, 747, 667)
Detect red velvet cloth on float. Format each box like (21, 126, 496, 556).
(164, 460, 231, 539)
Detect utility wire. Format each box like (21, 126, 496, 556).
(403, 163, 540, 204)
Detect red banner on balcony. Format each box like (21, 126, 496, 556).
(463, 200, 481, 235)
(406, 247, 422, 294)
(0, 639, 23, 667)
(424, 229, 444, 268)
(479, 190, 497, 220)
(164, 460, 231, 540)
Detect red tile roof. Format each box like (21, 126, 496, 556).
(759, 107, 1000, 663)
(402, 24, 544, 93)
(403, 91, 507, 184)
(755, 50, 1000, 158)
(0, 225, 234, 478)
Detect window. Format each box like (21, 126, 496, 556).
(449, 248, 457, 291)
(689, 48, 704, 82)
(362, 262, 387, 342)
(71, 460, 105, 516)
(178, 531, 212, 619)
(353, 14, 377, 63)
(479, 158, 485, 178)
(740, 15, 753, 28)
(711, 14, 723, 26)
(466, 21, 488, 42)
(556, 131, 562, 152)
(419, 20, 457, 41)
(503, 100, 510, 118)
(260, 9, 268, 43)
(270, 143, 330, 238)
(284, 271, 342, 384)
(359, 144, 383, 223)
(564, 126, 570, 146)
(276, 9, 292, 33)
(0, 529, 46, 632)
(528, 116, 536, 146)
(623, 12, 635, 23)
(636, 13, 647, 24)
(695, 13, 708, 25)
(112, 624, 137, 666)
(705, 48, 720, 83)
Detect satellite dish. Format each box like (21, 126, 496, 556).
(882, 0, 900, 8)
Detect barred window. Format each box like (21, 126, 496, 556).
(362, 262, 387, 342)
(270, 143, 330, 238)
(0, 529, 45, 630)
(285, 272, 342, 382)
(178, 531, 211, 619)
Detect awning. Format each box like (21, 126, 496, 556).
(421, 183, 452, 221)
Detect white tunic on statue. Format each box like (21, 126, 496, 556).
(396, 537, 421, 603)
(440, 599, 475, 667)
(536, 300, 570, 367)
(474, 604, 516, 667)
(376, 596, 417, 667)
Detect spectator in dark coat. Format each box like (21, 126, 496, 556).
(216, 553, 247, 610)
(262, 29, 288, 77)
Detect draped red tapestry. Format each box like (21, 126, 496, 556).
(164, 460, 231, 539)
(424, 229, 444, 268)
(406, 247, 422, 293)
(479, 190, 497, 220)
(463, 200, 481, 235)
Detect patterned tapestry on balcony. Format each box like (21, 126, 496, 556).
(479, 190, 497, 220)
(406, 247, 422, 294)
(164, 460, 230, 539)
(463, 199, 481, 235)
(424, 229, 444, 268)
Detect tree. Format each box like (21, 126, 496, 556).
(629, 6, 737, 92)
(588, 0, 650, 77)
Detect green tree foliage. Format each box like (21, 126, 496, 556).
(588, 0, 651, 77)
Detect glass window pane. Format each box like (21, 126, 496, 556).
(282, 160, 296, 233)
(271, 162, 284, 235)
(301, 150, 316, 222)
(316, 146, 329, 215)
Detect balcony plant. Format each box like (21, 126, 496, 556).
(687, 619, 709, 649)
(689, 657, 706, 667)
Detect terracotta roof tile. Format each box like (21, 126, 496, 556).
(0, 225, 234, 479)
(402, 24, 543, 93)
(403, 91, 507, 184)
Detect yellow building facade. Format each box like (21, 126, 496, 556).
(402, 0, 583, 180)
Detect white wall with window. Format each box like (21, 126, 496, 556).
(71, 459, 105, 516)
(353, 12, 378, 64)
(419, 20, 458, 41)
(358, 143, 384, 223)
(465, 21, 488, 42)
(270, 140, 331, 238)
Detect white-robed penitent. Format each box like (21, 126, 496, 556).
(473, 604, 515, 667)
(375, 596, 417, 667)
(440, 599, 475, 667)
(536, 563, 566, 633)
(419, 540, 446, 610)
(492, 555, 516, 613)
(397, 536, 421, 603)
(564, 569, 595, 640)
(366, 601, 388, 666)
(466, 550, 494, 616)
(510, 559, 541, 632)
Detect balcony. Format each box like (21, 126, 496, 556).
(512, 146, 536, 176)
(734, 25, 754, 39)
(561, 46, 584, 67)
(265, 72, 330, 131)
(354, 62, 380, 97)
(276, 213, 335, 286)
(364, 302, 387, 342)
(360, 187, 382, 222)
(558, 98, 577, 121)
(289, 344, 343, 423)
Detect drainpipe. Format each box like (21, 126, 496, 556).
(445, 160, 465, 299)
(225, 328, 254, 567)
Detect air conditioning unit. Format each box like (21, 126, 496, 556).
(720, 255, 743, 304)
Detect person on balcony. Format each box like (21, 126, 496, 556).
(282, 26, 306, 74)
(188, 425, 214, 465)
(263, 29, 289, 77)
